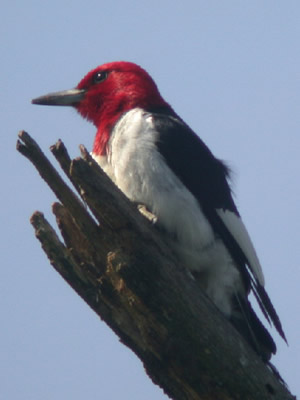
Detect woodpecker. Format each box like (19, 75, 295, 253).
(32, 61, 286, 361)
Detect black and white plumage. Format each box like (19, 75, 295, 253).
(92, 106, 285, 360)
(32, 61, 286, 361)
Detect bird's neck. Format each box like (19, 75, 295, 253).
(92, 98, 170, 156)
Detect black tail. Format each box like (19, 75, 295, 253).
(230, 295, 276, 362)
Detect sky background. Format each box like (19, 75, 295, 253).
(1, 1, 299, 399)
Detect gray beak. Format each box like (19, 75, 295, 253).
(32, 88, 85, 106)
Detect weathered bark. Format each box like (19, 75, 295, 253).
(17, 130, 296, 400)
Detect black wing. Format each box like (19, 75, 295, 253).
(151, 109, 286, 345)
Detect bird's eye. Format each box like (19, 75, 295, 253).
(93, 71, 108, 84)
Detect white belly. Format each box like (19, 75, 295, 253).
(92, 108, 243, 315)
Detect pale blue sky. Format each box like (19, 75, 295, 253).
(1, 1, 299, 398)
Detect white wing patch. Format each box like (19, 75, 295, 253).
(216, 209, 265, 286)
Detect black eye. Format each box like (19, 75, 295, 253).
(93, 71, 108, 84)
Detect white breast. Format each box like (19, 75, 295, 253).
(92, 108, 243, 315)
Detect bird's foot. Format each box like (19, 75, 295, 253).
(137, 204, 158, 224)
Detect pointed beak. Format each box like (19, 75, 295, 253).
(32, 88, 85, 106)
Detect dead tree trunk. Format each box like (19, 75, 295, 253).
(17, 130, 296, 400)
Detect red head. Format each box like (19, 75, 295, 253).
(32, 61, 169, 155)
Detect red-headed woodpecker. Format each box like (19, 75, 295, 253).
(32, 61, 286, 361)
